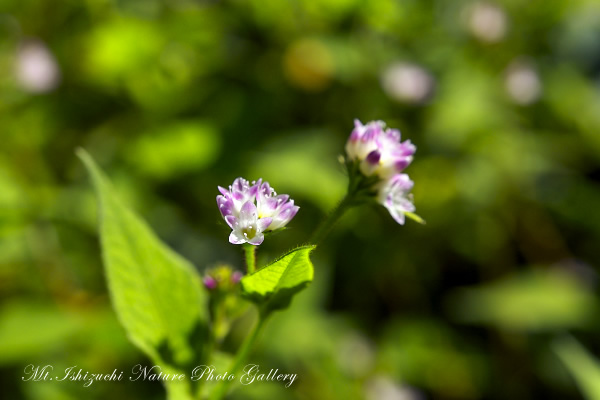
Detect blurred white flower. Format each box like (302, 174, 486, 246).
(382, 63, 434, 104)
(16, 40, 60, 93)
(467, 2, 507, 43)
(337, 333, 375, 378)
(365, 376, 425, 400)
(505, 61, 542, 105)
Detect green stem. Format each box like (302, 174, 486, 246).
(309, 193, 354, 245)
(208, 313, 267, 400)
(243, 244, 257, 274)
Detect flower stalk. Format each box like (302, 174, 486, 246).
(309, 193, 354, 245)
(208, 312, 267, 400)
(243, 244, 257, 274)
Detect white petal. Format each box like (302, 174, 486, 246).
(229, 230, 246, 244)
(247, 232, 264, 245)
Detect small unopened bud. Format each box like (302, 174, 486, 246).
(366, 150, 381, 165)
(231, 271, 243, 284)
(203, 276, 218, 290)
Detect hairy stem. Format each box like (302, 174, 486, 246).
(208, 313, 267, 400)
(309, 193, 354, 245)
(243, 244, 257, 274)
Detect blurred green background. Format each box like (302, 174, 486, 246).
(1, 0, 600, 399)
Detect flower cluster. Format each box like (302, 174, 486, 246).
(345, 120, 415, 179)
(217, 178, 299, 245)
(345, 120, 417, 225)
(203, 265, 243, 291)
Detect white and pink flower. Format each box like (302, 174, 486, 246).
(217, 178, 299, 245)
(345, 119, 415, 179)
(345, 120, 418, 225)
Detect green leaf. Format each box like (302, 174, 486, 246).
(0, 302, 80, 365)
(77, 149, 208, 400)
(241, 246, 316, 313)
(199, 351, 234, 398)
(447, 269, 596, 331)
(554, 336, 600, 400)
(125, 120, 221, 179)
(405, 211, 426, 224)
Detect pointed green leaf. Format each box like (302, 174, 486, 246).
(241, 246, 316, 313)
(554, 336, 600, 400)
(405, 211, 426, 224)
(77, 149, 208, 399)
